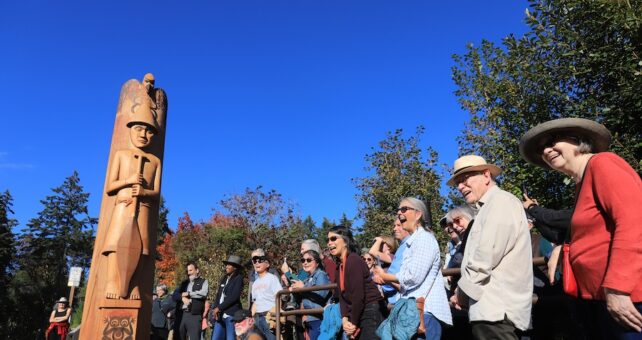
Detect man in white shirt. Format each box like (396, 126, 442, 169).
(448, 155, 533, 340)
(250, 248, 282, 340)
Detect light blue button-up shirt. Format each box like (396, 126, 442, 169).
(381, 236, 409, 304)
(396, 227, 453, 325)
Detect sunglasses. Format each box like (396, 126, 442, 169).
(362, 257, 373, 262)
(300, 258, 314, 264)
(396, 206, 416, 213)
(252, 256, 266, 264)
(328, 236, 340, 242)
(541, 135, 580, 151)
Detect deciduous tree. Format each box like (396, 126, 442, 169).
(220, 186, 309, 264)
(353, 127, 446, 245)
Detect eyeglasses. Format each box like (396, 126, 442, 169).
(453, 171, 484, 186)
(252, 256, 266, 264)
(300, 258, 314, 264)
(397, 206, 416, 213)
(446, 216, 464, 229)
(328, 236, 339, 242)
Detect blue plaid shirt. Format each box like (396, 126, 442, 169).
(396, 227, 452, 325)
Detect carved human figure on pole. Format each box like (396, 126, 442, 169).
(103, 103, 161, 299)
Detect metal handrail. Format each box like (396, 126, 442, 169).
(273, 257, 548, 339)
(275, 283, 337, 338)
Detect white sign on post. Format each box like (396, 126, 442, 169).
(68, 267, 82, 287)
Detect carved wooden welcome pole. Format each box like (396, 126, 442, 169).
(80, 74, 168, 339)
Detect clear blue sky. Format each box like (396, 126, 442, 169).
(1, 1, 528, 231)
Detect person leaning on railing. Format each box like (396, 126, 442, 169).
(289, 249, 330, 340)
(373, 198, 453, 340)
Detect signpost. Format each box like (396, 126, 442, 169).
(68, 267, 82, 306)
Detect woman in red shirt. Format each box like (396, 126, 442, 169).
(520, 117, 642, 338)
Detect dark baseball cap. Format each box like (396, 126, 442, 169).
(232, 309, 252, 322)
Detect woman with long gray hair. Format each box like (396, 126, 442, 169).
(374, 197, 452, 340)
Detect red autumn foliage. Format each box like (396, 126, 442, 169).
(206, 211, 239, 229)
(177, 212, 198, 232)
(155, 232, 178, 287)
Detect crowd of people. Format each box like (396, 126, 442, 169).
(53, 117, 636, 340)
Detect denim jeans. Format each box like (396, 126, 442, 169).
(211, 316, 235, 340)
(422, 312, 442, 340)
(306, 319, 322, 340)
(254, 314, 276, 340)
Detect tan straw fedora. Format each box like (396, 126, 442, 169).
(519, 118, 611, 169)
(447, 155, 502, 186)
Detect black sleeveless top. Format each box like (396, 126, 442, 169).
(54, 308, 68, 318)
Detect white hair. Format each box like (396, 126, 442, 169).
(446, 205, 475, 223)
(156, 284, 168, 294)
(252, 248, 266, 257)
(301, 239, 322, 254)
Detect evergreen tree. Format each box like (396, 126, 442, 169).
(0, 190, 18, 338)
(301, 215, 317, 239)
(316, 217, 336, 249)
(9, 172, 96, 338)
(157, 196, 172, 245)
(338, 213, 353, 229)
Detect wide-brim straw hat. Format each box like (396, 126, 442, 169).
(223, 255, 243, 268)
(447, 155, 502, 186)
(519, 118, 611, 169)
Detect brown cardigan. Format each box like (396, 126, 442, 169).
(334, 252, 382, 324)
